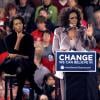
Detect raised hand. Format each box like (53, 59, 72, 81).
(85, 24, 94, 37)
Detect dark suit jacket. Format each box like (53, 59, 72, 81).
(5, 31, 35, 61)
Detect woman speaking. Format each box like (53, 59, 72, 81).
(52, 7, 98, 100)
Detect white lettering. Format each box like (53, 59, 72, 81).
(65, 55, 70, 60)
(59, 54, 93, 61)
(59, 55, 64, 60)
(71, 55, 76, 60)
(88, 55, 93, 61)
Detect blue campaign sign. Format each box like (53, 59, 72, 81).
(55, 51, 96, 72)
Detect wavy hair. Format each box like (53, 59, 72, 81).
(58, 7, 81, 28)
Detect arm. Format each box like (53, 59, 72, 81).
(52, 28, 60, 54)
(14, 33, 24, 51)
(83, 34, 96, 49)
(80, 25, 96, 49)
(9, 35, 34, 60)
(8, 33, 28, 59)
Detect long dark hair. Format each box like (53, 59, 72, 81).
(58, 7, 81, 28)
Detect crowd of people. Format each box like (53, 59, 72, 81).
(0, 0, 100, 100)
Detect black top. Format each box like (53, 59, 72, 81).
(4, 31, 34, 61)
(0, 39, 7, 53)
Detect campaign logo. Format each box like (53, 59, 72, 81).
(56, 51, 96, 72)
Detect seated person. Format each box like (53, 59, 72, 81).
(0, 16, 42, 100)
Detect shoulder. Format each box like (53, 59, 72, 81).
(54, 27, 65, 35)
(27, 5, 34, 11)
(6, 32, 16, 39)
(49, 5, 58, 10)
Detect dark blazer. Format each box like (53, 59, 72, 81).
(4, 31, 35, 61)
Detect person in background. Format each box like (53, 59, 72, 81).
(39, 8, 55, 32)
(4, 3, 18, 35)
(0, 16, 42, 100)
(50, 87, 55, 100)
(17, 0, 35, 31)
(35, 0, 58, 25)
(0, 8, 8, 62)
(52, 0, 68, 13)
(0, 8, 7, 31)
(0, 8, 8, 64)
(39, 94, 49, 100)
(0, 0, 15, 8)
(5, 3, 18, 22)
(30, 0, 42, 8)
(0, 30, 8, 64)
(42, 73, 55, 100)
(93, 8, 100, 37)
(31, 16, 53, 44)
(85, 0, 100, 23)
(27, 8, 55, 33)
(92, 8, 100, 53)
(34, 43, 50, 89)
(52, 7, 98, 100)
(67, 0, 80, 8)
(41, 30, 55, 73)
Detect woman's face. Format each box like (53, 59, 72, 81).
(13, 19, 23, 33)
(69, 12, 78, 26)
